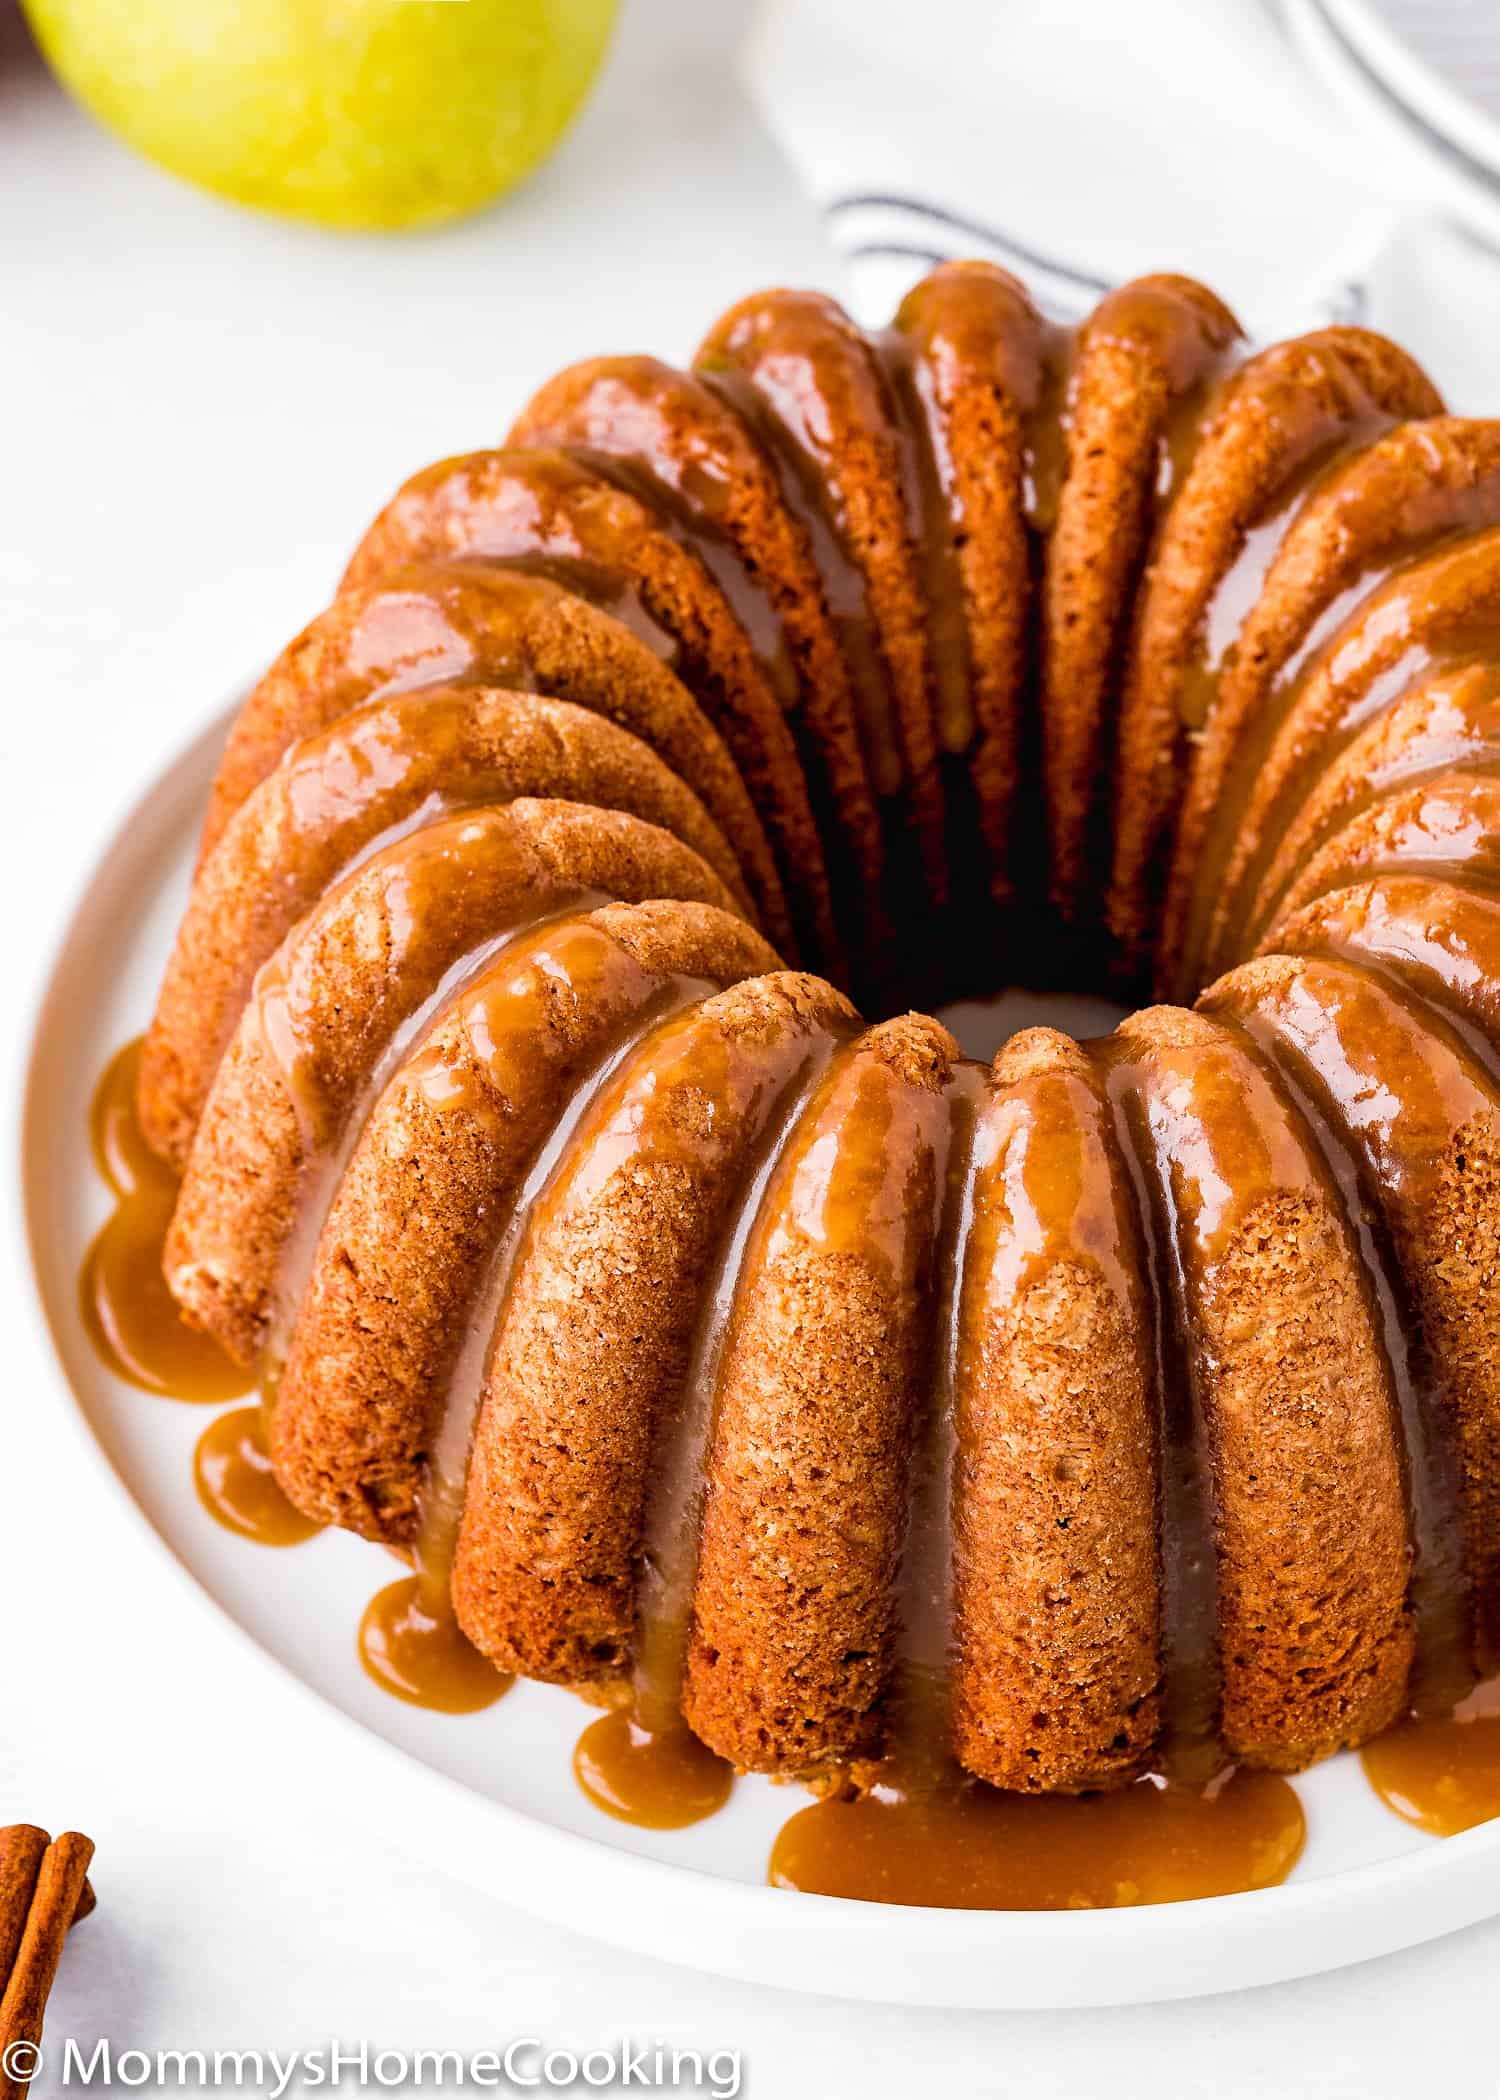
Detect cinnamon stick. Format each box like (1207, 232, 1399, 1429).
(0, 1829, 95, 2100)
(0, 1832, 48, 1990)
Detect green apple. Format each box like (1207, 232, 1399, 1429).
(22, 0, 618, 230)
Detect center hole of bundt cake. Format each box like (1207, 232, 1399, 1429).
(933, 982, 1131, 1064)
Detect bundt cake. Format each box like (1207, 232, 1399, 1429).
(133, 260, 1500, 1803)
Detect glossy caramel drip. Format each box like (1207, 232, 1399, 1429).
(696, 353, 901, 799)
(1199, 536, 1500, 982)
(876, 327, 977, 761)
(359, 1574, 511, 1714)
(362, 963, 714, 1716)
(194, 1404, 322, 1546)
(560, 445, 799, 713)
(474, 552, 680, 665)
(768, 1767, 1305, 1909)
(573, 1709, 732, 1829)
(1105, 276, 1243, 514)
(82, 1040, 253, 1403)
(1214, 955, 1495, 1690)
(1361, 1677, 1500, 1837)
(572, 1031, 845, 1828)
(877, 271, 1053, 760)
(1243, 1027, 1473, 1714)
(258, 885, 606, 1380)
(1093, 1036, 1225, 1782)
(1175, 418, 1396, 737)
(877, 1063, 985, 1791)
(1020, 328, 1076, 538)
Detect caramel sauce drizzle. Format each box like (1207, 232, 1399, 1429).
(558, 445, 800, 714)
(1174, 418, 1397, 739)
(355, 965, 712, 1716)
(82, 1041, 255, 1405)
(770, 1767, 1305, 1910)
(1093, 1038, 1225, 1783)
(83, 1040, 318, 1549)
(573, 1030, 846, 1829)
(1224, 1007, 1473, 1714)
(767, 1041, 1308, 1909)
(194, 1404, 322, 1548)
(83, 271, 1500, 1907)
(1362, 1676, 1500, 1837)
(360, 1574, 510, 1715)
(1192, 571, 1500, 987)
(473, 552, 681, 667)
(696, 358, 902, 800)
(255, 888, 606, 1381)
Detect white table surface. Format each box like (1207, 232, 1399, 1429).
(4, 2, 1500, 2091)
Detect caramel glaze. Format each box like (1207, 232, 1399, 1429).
(334, 919, 753, 1712)
(86, 1042, 321, 1548)
(695, 325, 907, 805)
(1166, 419, 1500, 995)
(107, 264, 1500, 1911)
(557, 1002, 854, 1829)
(1110, 332, 1444, 973)
(83, 1040, 254, 1403)
(693, 291, 957, 1016)
(1242, 660, 1500, 952)
(1031, 275, 1243, 929)
(760, 1021, 1309, 1907)
(1361, 1675, 1500, 1837)
(1196, 529, 1500, 987)
(1205, 952, 1500, 1676)
(769, 1768, 1305, 1910)
(401, 970, 726, 1738)
(359, 1574, 511, 1714)
(336, 447, 837, 980)
(355, 967, 717, 1717)
(875, 264, 1054, 931)
(194, 1404, 321, 1547)
(684, 1017, 958, 1777)
(506, 375, 889, 985)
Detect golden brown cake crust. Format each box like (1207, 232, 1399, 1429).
(1208, 953, 1500, 1668)
(1107, 1004, 1413, 1767)
(1164, 419, 1500, 992)
(885, 261, 1050, 906)
(695, 290, 949, 913)
(1200, 522, 1500, 978)
(1275, 874, 1500, 1046)
(1243, 660, 1500, 947)
(1261, 768, 1500, 945)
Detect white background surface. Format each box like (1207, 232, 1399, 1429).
(5, 1, 1500, 2092)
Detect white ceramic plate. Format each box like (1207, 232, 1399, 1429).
(21, 709, 1500, 2009)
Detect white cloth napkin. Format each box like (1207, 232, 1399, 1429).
(740, 0, 1500, 410)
